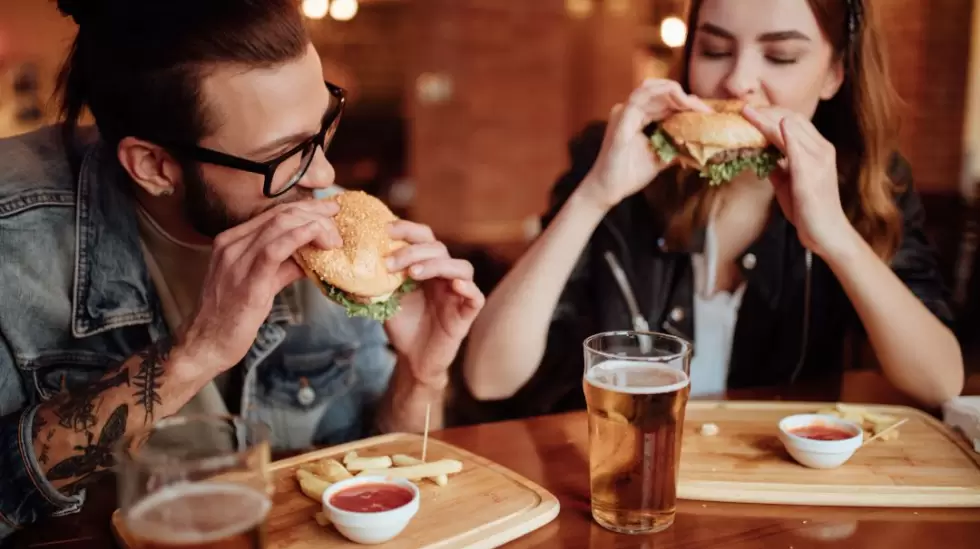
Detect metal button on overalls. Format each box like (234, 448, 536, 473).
(297, 377, 315, 407)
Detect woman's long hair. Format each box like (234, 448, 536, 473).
(658, 0, 902, 260)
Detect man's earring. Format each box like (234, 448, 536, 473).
(158, 188, 174, 197)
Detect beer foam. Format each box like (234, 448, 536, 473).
(127, 481, 271, 544)
(585, 361, 689, 394)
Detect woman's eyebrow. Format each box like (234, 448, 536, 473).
(698, 23, 812, 43)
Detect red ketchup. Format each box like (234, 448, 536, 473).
(329, 483, 414, 513)
(789, 424, 856, 441)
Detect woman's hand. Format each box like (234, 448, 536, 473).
(580, 79, 712, 211)
(742, 105, 858, 259)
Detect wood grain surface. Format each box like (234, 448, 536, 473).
(678, 401, 980, 506)
(111, 433, 560, 549)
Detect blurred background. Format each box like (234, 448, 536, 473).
(2, 0, 979, 406)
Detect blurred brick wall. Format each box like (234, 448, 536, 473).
(567, 0, 639, 133)
(306, 2, 408, 115)
(0, 1, 76, 137)
(406, 0, 571, 244)
(880, 0, 973, 195)
(407, 0, 643, 245)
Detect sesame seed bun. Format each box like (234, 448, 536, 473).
(295, 190, 407, 300)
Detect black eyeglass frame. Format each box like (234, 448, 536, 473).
(163, 81, 346, 198)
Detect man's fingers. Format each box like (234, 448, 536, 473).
(406, 258, 474, 283)
(251, 209, 342, 255)
(452, 279, 485, 311)
(248, 222, 330, 281)
(387, 220, 437, 244)
(274, 259, 307, 291)
(213, 199, 339, 250)
(386, 242, 449, 272)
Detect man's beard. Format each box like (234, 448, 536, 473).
(181, 163, 315, 239)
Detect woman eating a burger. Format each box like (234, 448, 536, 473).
(461, 0, 963, 417)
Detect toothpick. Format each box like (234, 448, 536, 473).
(421, 402, 431, 462)
(862, 418, 909, 446)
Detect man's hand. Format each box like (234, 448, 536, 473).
(382, 220, 485, 388)
(179, 200, 342, 376)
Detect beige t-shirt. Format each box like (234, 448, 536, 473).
(135, 206, 234, 417)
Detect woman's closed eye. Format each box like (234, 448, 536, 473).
(766, 54, 800, 65)
(764, 46, 805, 65)
(697, 47, 732, 59)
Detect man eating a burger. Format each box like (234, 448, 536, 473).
(0, 0, 482, 537)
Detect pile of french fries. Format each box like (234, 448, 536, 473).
(294, 451, 464, 526)
(817, 403, 903, 441)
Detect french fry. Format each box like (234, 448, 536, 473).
(864, 411, 897, 424)
(390, 454, 420, 467)
(299, 462, 324, 475)
(345, 456, 393, 472)
(342, 451, 359, 465)
(296, 469, 318, 482)
(320, 458, 353, 482)
(815, 404, 903, 441)
(391, 454, 448, 486)
(871, 420, 901, 440)
(834, 403, 858, 412)
(314, 512, 331, 527)
(356, 459, 463, 480)
(296, 470, 332, 502)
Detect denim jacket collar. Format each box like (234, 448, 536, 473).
(70, 141, 300, 337)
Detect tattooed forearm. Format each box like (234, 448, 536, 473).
(47, 404, 128, 481)
(132, 338, 171, 425)
(34, 338, 204, 490)
(32, 410, 47, 439)
(54, 369, 129, 431)
(38, 430, 54, 466)
(33, 413, 52, 465)
(54, 369, 129, 432)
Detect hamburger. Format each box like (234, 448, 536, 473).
(294, 190, 416, 321)
(649, 99, 783, 186)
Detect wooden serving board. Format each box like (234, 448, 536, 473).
(678, 401, 980, 507)
(112, 433, 560, 549)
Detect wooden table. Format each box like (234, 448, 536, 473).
(9, 385, 980, 549)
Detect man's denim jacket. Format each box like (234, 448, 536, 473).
(0, 127, 396, 538)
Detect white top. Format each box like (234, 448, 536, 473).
(688, 216, 746, 397)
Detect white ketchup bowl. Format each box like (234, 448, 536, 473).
(322, 476, 420, 544)
(777, 414, 864, 469)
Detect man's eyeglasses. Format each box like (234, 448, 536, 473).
(165, 81, 346, 198)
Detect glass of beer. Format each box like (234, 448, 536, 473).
(115, 415, 273, 549)
(583, 331, 692, 534)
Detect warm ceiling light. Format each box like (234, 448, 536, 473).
(565, 0, 593, 19)
(302, 0, 329, 20)
(660, 16, 687, 48)
(330, 0, 359, 21)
